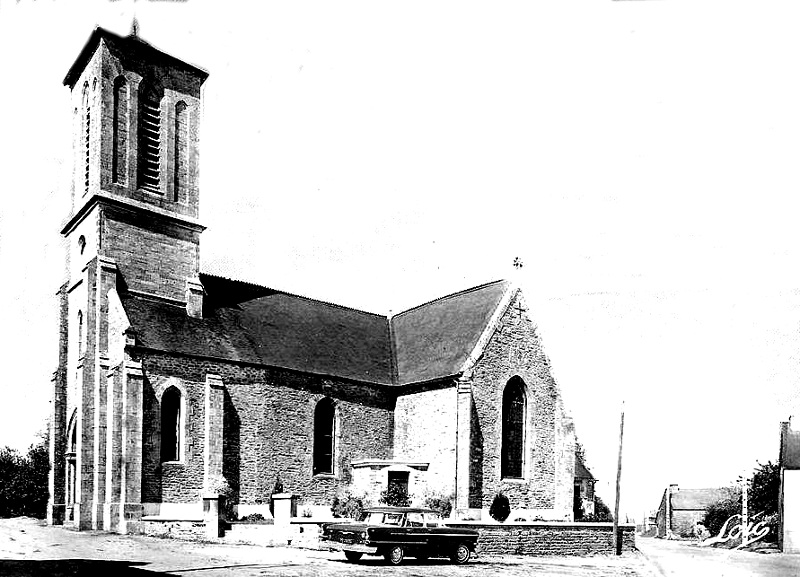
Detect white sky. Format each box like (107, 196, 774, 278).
(2, 0, 800, 521)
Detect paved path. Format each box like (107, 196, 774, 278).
(637, 535, 800, 577)
(0, 517, 658, 577)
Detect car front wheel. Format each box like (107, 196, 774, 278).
(344, 551, 363, 562)
(451, 543, 471, 565)
(385, 545, 405, 565)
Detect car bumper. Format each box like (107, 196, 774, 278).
(323, 540, 379, 555)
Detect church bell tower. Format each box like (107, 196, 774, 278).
(48, 26, 208, 532)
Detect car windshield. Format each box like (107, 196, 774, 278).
(361, 512, 404, 525)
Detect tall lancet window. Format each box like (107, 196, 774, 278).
(138, 82, 161, 193)
(313, 398, 335, 475)
(76, 310, 83, 358)
(501, 377, 526, 479)
(173, 101, 187, 201)
(112, 76, 128, 184)
(161, 386, 182, 462)
(82, 82, 90, 195)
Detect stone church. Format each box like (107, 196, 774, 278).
(47, 27, 578, 534)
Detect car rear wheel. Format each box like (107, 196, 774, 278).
(385, 545, 405, 565)
(451, 543, 471, 564)
(344, 551, 363, 562)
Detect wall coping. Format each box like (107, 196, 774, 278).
(350, 459, 429, 470)
(446, 521, 636, 529)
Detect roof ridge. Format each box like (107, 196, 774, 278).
(391, 279, 508, 319)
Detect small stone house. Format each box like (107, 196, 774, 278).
(655, 485, 727, 538)
(779, 421, 800, 552)
(573, 454, 596, 519)
(47, 26, 579, 534)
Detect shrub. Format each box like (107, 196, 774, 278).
(239, 513, 268, 523)
(379, 483, 411, 507)
(702, 488, 741, 537)
(331, 492, 367, 520)
(423, 493, 453, 519)
(489, 493, 510, 522)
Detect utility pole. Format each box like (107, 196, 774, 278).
(612, 401, 625, 555)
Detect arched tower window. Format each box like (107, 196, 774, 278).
(112, 76, 128, 184)
(138, 82, 161, 193)
(173, 101, 187, 201)
(313, 398, 335, 475)
(161, 386, 182, 462)
(501, 377, 526, 479)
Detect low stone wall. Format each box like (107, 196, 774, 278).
(142, 518, 207, 540)
(445, 521, 636, 556)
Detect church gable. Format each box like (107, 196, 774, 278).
(466, 289, 575, 518)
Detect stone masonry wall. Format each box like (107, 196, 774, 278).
(446, 522, 636, 556)
(140, 352, 395, 513)
(102, 208, 199, 304)
(469, 291, 574, 519)
(394, 385, 457, 498)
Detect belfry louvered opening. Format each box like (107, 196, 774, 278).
(138, 84, 161, 193)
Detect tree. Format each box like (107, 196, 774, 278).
(0, 431, 50, 519)
(746, 461, 780, 542)
(747, 461, 779, 517)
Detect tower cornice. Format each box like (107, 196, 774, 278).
(61, 191, 206, 237)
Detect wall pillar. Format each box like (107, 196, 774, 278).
(48, 284, 69, 525)
(455, 378, 473, 516)
(203, 374, 225, 488)
(103, 365, 124, 532)
(119, 359, 144, 534)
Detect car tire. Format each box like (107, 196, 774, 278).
(451, 543, 471, 564)
(344, 551, 363, 562)
(385, 545, 405, 565)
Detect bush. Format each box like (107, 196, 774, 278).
(379, 483, 411, 507)
(0, 433, 50, 519)
(489, 493, 510, 522)
(239, 513, 268, 523)
(703, 488, 741, 537)
(423, 493, 453, 519)
(331, 492, 367, 520)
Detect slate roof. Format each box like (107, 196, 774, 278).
(391, 280, 510, 385)
(575, 455, 595, 480)
(64, 27, 208, 88)
(670, 488, 728, 511)
(781, 424, 800, 470)
(121, 275, 513, 387)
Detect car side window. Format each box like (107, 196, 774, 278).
(406, 513, 424, 527)
(424, 513, 443, 527)
(385, 513, 403, 526)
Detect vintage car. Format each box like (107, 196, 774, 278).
(320, 506, 479, 565)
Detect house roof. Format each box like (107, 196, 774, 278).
(64, 27, 208, 88)
(781, 424, 800, 469)
(670, 488, 728, 511)
(121, 275, 514, 387)
(575, 455, 595, 480)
